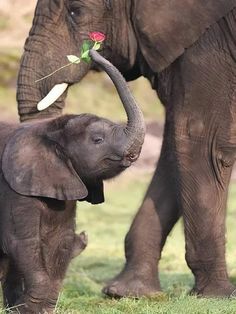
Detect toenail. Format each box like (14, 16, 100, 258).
(109, 287, 118, 295)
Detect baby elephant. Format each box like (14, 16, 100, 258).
(0, 51, 145, 313)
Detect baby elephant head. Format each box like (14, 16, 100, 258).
(2, 51, 145, 204)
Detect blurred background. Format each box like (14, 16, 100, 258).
(0, 1, 236, 313)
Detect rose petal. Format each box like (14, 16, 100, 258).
(89, 32, 106, 42)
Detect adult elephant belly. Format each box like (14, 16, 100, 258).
(103, 7, 236, 298)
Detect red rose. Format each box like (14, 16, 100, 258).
(89, 32, 106, 42)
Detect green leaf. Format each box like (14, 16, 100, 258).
(81, 40, 93, 55)
(80, 40, 93, 63)
(67, 55, 80, 64)
(82, 57, 91, 64)
(81, 56, 91, 63)
(81, 50, 89, 59)
(81, 50, 91, 63)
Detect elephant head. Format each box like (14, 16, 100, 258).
(17, 0, 235, 122)
(17, 0, 138, 122)
(4, 51, 145, 204)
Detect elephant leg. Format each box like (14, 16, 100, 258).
(175, 122, 235, 296)
(7, 258, 60, 313)
(2, 260, 24, 308)
(103, 133, 181, 297)
(170, 13, 236, 297)
(14, 271, 62, 314)
(5, 239, 66, 313)
(180, 151, 235, 297)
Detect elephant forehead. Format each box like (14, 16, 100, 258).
(88, 120, 115, 132)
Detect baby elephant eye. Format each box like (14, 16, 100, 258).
(93, 137, 104, 144)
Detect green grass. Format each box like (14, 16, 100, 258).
(19, 174, 234, 314)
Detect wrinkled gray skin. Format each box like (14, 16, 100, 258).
(0, 52, 145, 313)
(17, 0, 236, 298)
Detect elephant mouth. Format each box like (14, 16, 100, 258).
(120, 160, 132, 168)
(125, 152, 139, 163)
(106, 155, 138, 169)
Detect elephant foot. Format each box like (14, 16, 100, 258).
(10, 302, 55, 314)
(191, 281, 236, 298)
(102, 266, 161, 298)
(11, 294, 57, 314)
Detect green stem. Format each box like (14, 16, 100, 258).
(35, 41, 100, 83)
(35, 62, 73, 83)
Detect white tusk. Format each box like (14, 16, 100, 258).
(37, 83, 68, 111)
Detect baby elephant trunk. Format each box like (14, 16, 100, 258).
(89, 50, 146, 160)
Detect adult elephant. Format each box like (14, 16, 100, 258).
(17, 0, 236, 298)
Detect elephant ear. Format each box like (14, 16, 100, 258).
(2, 126, 88, 201)
(134, 0, 236, 72)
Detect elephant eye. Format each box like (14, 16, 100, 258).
(68, 1, 82, 18)
(92, 137, 104, 145)
(70, 8, 81, 17)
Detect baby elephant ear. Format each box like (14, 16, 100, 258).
(2, 126, 88, 201)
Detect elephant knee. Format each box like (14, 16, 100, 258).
(208, 136, 236, 189)
(216, 145, 236, 169)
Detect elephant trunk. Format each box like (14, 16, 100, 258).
(90, 50, 146, 157)
(16, 1, 68, 122)
(16, 0, 89, 122)
(17, 49, 67, 122)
